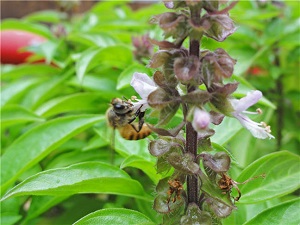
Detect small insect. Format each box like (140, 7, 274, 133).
(106, 98, 151, 140)
(166, 179, 183, 210)
(218, 172, 266, 202)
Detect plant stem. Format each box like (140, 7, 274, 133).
(273, 46, 283, 151)
(186, 6, 201, 205)
(186, 122, 199, 204)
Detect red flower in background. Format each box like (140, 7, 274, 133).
(0, 30, 46, 64)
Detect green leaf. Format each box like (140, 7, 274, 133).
(237, 151, 300, 204)
(0, 213, 22, 225)
(231, 75, 276, 109)
(38, 39, 60, 64)
(2, 162, 151, 202)
(68, 32, 119, 48)
(1, 78, 42, 107)
(93, 45, 133, 69)
(1, 105, 44, 128)
(232, 45, 270, 76)
(1, 19, 53, 39)
(69, 75, 118, 100)
(45, 149, 109, 170)
(73, 208, 155, 225)
(83, 134, 109, 151)
(25, 195, 69, 221)
(243, 199, 300, 225)
(117, 64, 151, 90)
(211, 142, 239, 166)
(75, 48, 101, 83)
(21, 68, 74, 109)
(35, 92, 106, 117)
(1, 115, 105, 191)
(1, 64, 59, 79)
(211, 117, 242, 145)
(24, 10, 62, 23)
(199, 170, 235, 209)
(121, 155, 160, 183)
(75, 45, 133, 83)
(90, 1, 131, 20)
(94, 125, 151, 159)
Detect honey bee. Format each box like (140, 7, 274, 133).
(106, 98, 151, 140)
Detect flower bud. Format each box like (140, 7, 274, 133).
(167, 152, 200, 175)
(205, 197, 234, 218)
(163, 0, 187, 9)
(174, 56, 201, 84)
(151, 12, 188, 40)
(192, 108, 211, 132)
(200, 49, 236, 86)
(200, 14, 236, 42)
(202, 0, 220, 12)
(210, 83, 238, 116)
(201, 152, 231, 173)
(132, 34, 153, 62)
(156, 156, 172, 174)
(148, 50, 171, 68)
(154, 195, 169, 213)
(163, 1, 174, 9)
(154, 177, 184, 213)
(149, 137, 182, 157)
(180, 203, 212, 225)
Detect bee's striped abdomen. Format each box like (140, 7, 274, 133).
(119, 124, 151, 140)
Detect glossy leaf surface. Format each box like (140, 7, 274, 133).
(237, 151, 300, 204)
(73, 208, 155, 225)
(1, 115, 105, 191)
(2, 162, 151, 202)
(243, 199, 300, 225)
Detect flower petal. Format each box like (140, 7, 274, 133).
(231, 90, 262, 113)
(192, 108, 211, 132)
(130, 72, 157, 99)
(132, 100, 149, 112)
(235, 114, 275, 139)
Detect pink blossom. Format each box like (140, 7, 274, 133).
(192, 108, 211, 132)
(130, 72, 157, 111)
(231, 90, 274, 139)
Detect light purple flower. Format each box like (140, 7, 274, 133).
(130, 72, 157, 111)
(192, 108, 211, 132)
(230, 90, 274, 139)
(163, 1, 174, 9)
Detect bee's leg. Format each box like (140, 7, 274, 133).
(130, 123, 140, 133)
(128, 104, 143, 125)
(129, 111, 145, 133)
(134, 104, 143, 117)
(138, 111, 145, 131)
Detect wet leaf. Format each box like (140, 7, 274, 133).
(73, 208, 155, 225)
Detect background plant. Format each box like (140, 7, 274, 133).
(1, 1, 299, 225)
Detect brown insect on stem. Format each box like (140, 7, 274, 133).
(166, 179, 184, 211)
(218, 173, 266, 202)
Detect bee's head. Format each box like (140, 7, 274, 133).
(111, 98, 133, 114)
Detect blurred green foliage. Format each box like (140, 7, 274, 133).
(1, 1, 299, 225)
